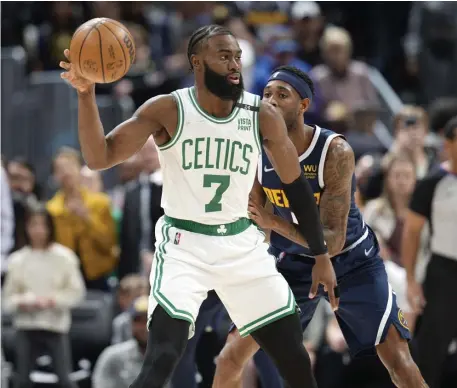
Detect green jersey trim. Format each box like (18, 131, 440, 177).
(158, 91, 185, 151)
(238, 287, 296, 337)
(188, 87, 243, 124)
(253, 95, 261, 153)
(152, 223, 195, 332)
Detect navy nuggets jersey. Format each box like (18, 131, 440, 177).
(258, 126, 367, 257)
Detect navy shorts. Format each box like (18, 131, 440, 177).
(230, 227, 411, 357)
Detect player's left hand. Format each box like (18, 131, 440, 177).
(59, 49, 95, 94)
(310, 254, 339, 311)
(247, 200, 273, 229)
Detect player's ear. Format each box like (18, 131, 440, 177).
(191, 54, 201, 72)
(300, 98, 310, 114)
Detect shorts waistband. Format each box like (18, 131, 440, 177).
(298, 226, 369, 259)
(164, 215, 252, 236)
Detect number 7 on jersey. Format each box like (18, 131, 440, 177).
(203, 174, 230, 213)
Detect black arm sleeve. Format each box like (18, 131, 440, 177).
(282, 173, 328, 255)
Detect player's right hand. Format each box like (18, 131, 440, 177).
(407, 279, 426, 314)
(59, 49, 94, 94)
(310, 254, 339, 311)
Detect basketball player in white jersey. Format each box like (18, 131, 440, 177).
(60, 25, 339, 388)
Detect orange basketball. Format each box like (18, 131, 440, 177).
(69, 18, 136, 84)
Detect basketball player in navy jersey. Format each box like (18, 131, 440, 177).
(213, 66, 427, 388)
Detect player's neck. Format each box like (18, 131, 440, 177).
(193, 87, 236, 118)
(288, 124, 314, 156)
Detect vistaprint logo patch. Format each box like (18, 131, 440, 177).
(237, 118, 251, 131)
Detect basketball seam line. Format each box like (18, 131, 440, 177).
(95, 24, 106, 83)
(78, 25, 98, 79)
(99, 23, 127, 76)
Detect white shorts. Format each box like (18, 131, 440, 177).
(148, 215, 296, 338)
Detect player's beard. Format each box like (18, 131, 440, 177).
(203, 62, 244, 102)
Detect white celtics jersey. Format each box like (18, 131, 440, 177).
(157, 87, 261, 225)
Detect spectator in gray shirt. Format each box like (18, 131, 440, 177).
(111, 275, 149, 345)
(311, 26, 379, 124)
(93, 296, 170, 388)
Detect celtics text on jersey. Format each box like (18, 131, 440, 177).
(157, 87, 261, 225)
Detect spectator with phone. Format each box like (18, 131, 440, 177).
(360, 105, 439, 201)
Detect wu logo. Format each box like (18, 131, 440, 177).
(238, 118, 251, 131)
(217, 225, 227, 235)
(303, 165, 317, 173)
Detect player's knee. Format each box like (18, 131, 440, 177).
(216, 346, 245, 378)
(215, 334, 249, 378)
(215, 351, 244, 380)
(378, 326, 421, 386)
(385, 348, 420, 386)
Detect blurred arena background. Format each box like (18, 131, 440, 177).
(1, 2, 457, 388)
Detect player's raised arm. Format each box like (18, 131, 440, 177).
(259, 101, 326, 256)
(60, 49, 173, 171)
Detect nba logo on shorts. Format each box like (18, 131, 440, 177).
(174, 232, 181, 245)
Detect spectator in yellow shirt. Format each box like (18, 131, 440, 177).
(47, 147, 118, 291)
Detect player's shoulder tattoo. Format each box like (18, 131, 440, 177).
(324, 137, 355, 186)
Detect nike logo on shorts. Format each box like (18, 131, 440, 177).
(365, 247, 373, 256)
(264, 166, 275, 173)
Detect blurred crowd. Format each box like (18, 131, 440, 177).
(1, 1, 457, 388)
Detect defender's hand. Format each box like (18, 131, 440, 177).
(247, 200, 274, 229)
(59, 49, 95, 94)
(310, 255, 339, 311)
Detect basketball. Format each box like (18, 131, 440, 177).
(69, 18, 135, 84)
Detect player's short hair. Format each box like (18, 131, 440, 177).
(444, 116, 457, 140)
(187, 24, 234, 70)
(428, 97, 457, 133)
(271, 65, 315, 97)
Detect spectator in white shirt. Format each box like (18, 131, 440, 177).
(3, 205, 85, 388)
